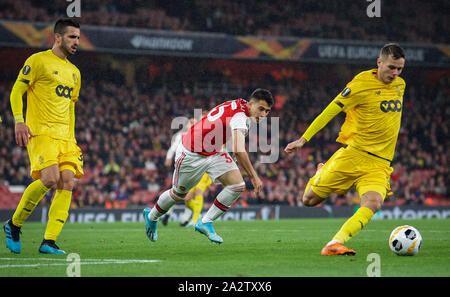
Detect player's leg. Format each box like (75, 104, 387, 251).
(321, 149, 391, 255)
(39, 141, 83, 254)
(12, 164, 58, 226)
(189, 187, 205, 225)
(324, 191, 383, 256)
(180, 189, 195, 226)
(4, 164, 58, 254)
(39, 169, 75, 254)
(302, 163, 329, 207)
(195, 166, 245, 244)
(148, 188, 186, 221)
(144, 188, 189, 242)
(144, 147, 204, 242)
(202, 169, 245, 223)
(160, 204, 174, 226)
(302, 186, 327, 207)
(301, 148, 358, 255)
(186, 174, 211, 226)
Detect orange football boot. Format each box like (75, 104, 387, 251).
(321, 243, 356, 256)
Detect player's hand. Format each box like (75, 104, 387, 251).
(284, 137, 307, 153)
(164, 158, 172, 167)
(15, 122, 33, 147)
(250, 176, 263, 195)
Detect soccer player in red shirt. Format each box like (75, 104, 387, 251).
(143, 89, 273, 243)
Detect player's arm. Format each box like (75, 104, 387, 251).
(69, 99, 75, 137)
(232, 129, 262, 194)
(164, 133, 181, 167)
(284, 101, 342, 153)
(10, 80, 34, 147)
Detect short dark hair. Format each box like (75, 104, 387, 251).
(250, 88, 274, 107)
(380, 43, 405, 60)
(54, 18, 80, 35)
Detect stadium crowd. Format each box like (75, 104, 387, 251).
(0, 0, 448, 209)
(0, 0, 449, 44)
(0, 56, 448, 209)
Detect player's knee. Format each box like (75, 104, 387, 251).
(302, 191, 324, 207)
(302, 195, 315, 207)
(364, 200, 382, 214)
(41, 174, 60, 188)
(225, 182, 246, 193)
(171, 188, 187, 200)
(57, 173, 75, 191)
(361, 191, 383, 213)
(61, 178, 75, 191)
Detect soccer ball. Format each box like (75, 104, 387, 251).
(389, 225, 422, 256)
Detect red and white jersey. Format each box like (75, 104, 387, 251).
(182, 99, 250, 156)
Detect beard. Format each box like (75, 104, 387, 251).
(60, 40, 75, 56)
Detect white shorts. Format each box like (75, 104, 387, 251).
(172, 144, 239, 194)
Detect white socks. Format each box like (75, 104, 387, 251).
(202, 182, 246, 223)
(149, 189, 184, 221)
(149, 183, 246, 224)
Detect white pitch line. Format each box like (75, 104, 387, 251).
(0, 257, 161, 268)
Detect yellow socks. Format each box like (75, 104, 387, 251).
(332, 206, 374, 244)
(12, 181, 72, 242)
(191, 195, 204, 223)
(44, 189, 72, 241)
(12, 179, 50, 227)
(185, 195, 204, 223)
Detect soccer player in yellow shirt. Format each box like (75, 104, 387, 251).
(3, 19, 83, 254)
(285, 43, 406, 255)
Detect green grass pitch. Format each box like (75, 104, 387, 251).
(1, 218, 449, 277)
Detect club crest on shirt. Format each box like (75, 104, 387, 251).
(22, 65, 31, 75)
(341, 88, 351, 97)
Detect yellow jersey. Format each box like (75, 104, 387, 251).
(16, 49, 81, 142)
(332, 69, 406, 161)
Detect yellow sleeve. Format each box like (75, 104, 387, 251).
(9, 80, 28, 123)
(69, 100, 76, 138)
(71, 70, 81, 103)
(301, 75, 365, 140)
(301, 101, 342, 141)
(17, 54, 41, 87)
(332, 80, 365, 112)
(11, 54, 42, 123)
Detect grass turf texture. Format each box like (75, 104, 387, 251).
(1, 218, 449, 277)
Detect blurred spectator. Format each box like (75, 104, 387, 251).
(0, 0, 448, 44)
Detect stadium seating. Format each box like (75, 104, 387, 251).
(0, 0, 448, 209)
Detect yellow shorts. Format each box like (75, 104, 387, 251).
(27, 135, 84, 180)
(189, 173, 212, 193)
(309, 146, 393, 199)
